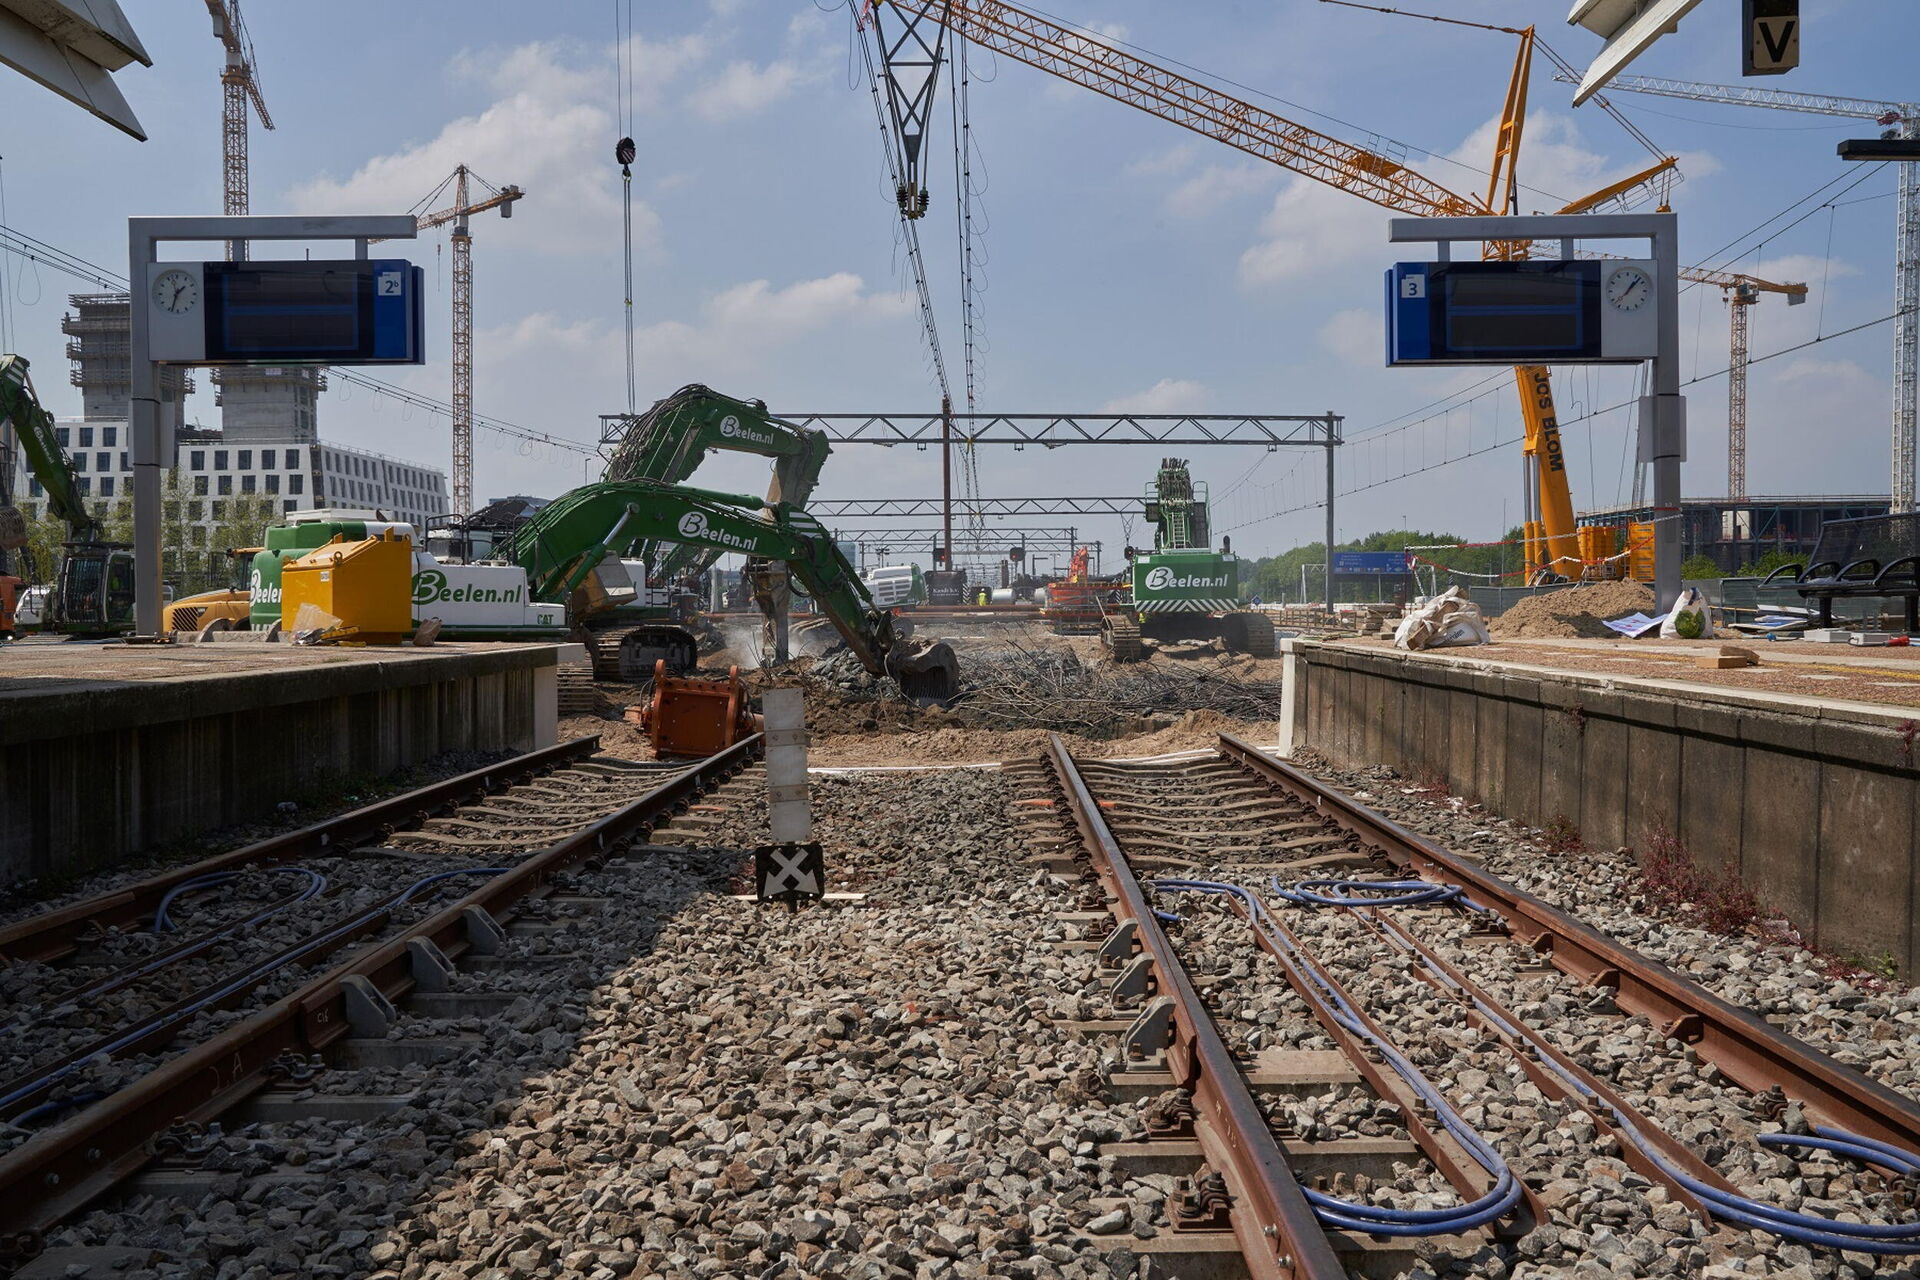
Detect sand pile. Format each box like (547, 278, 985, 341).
(1490, 580, 1656, 639)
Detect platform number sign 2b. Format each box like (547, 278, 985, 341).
(1743, 0, 1798, 76)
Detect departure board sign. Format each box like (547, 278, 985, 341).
(145, 259, 424, 365)
(1385, 259, 1658, 366)
(1332, 551, 1411, 575)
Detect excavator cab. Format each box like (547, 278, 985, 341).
(52, 543, 136, 636)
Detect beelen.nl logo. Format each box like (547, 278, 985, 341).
(1143, 566, 1229, 592)
(718, 415, 775, 445)
(410, 568, 523, 606)
(676, 509, 753, 551)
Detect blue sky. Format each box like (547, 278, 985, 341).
(0, 0, 1912, 562)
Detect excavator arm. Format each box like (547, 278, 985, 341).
(499, 480, 958, 701)
(603, 384, 833, 583)
(0, 355, 100, 544)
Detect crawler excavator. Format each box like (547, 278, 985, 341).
(0, 355, 134, 638)
(498, 479, 959, 703)
(574, 385, 834, 679)
(1100, 459, 1274, 662)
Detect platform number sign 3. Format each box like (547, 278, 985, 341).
(377, 270, 403, 296)
(1743, 0, 1798, 75)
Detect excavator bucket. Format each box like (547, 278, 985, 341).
(885, 639, 960, 706)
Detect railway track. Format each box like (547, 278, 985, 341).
(1013, 733, 1920, 1278)
(0, 735, 764, 1271)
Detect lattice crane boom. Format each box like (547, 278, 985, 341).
(203, 0, 272, 251)
(881, 0, 1485, 218)
(388, 167, 526, 520)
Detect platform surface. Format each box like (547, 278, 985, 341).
(0, 638, 577, 746)
(1328, 634, 1920, 714)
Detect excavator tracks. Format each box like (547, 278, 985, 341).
(1101, 614, 1144, 663)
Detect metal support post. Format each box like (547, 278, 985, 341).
(1324, 418, 1337, 611)
(939, 393, 953, 568)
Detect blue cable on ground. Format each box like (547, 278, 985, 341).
(1153, 877, 1523, 1237)
(1268, 877, 1481, 910)
(1357, 909, 1920, 1255)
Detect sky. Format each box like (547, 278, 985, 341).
(0, 0, 1913, 567)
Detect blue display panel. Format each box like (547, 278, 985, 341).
(1332, 551, 1411, 575)
(201, 259, 422, 364)
(1386, 259, 1656, 366)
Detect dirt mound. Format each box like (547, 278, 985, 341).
(1491, 580, 1655, 639)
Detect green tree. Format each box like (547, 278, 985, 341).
(1737, 547, 1803, 579)
(1681, 554, 1723, 581)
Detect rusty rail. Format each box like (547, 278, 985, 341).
(1218, 731, 1920, 1155)
(1044, 735, 1344, 1280)
(0, 735, 760, 1244)
(0, 735, 605, 965)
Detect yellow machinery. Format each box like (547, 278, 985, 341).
(162, 547, 259, 633)
(280, 530, 413, 643)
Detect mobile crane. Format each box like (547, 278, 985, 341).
(497, 479, 959, 702)
(0, 355, 134, 638)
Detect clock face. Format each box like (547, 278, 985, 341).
(153, 269, 199, 315)
(1605, 266, 1651, 312)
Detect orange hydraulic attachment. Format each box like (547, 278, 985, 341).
(625, 659, 764, 759)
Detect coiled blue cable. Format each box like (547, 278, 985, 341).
(1268, 877, 1484, 910)
(1153, 877, 1523, 1236)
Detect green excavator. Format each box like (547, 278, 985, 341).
(498, 479, 959, 703)
(0, 354, 134, 638)
(561, 384, 833, 678)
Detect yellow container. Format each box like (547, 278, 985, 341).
(1577, 525, 1619, 579)
(280, 531, 413, 642)
(1626, 521, 1657, 582)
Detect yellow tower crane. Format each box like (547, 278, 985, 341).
(869, 0, 1804, 582)
(390, 167, 525, 520)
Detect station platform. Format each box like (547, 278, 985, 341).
(1279, 634, 1920, 973)
(0, 638, 577, 886)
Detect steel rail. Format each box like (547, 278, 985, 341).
(0, 735, 761, 1243)
(0, 735, 605, 965)
(1043, 735, 1345, 1280)
(1217, 732, 1920, 1155)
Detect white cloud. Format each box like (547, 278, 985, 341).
(289, 43, 654, 253)
(1319, 308, 1379, 367)
(691, 59, 806, 121)
(1165, 164, 1274, 219)
(1126, 144, 1197, 179)
(1237, 110, 1678, 288)
(622, 32, 712, 108)
(1102, 378, 1214, 414)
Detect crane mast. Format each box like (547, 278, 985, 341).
(202, 0, 273, 260)
(396, 167, 525, 520)
(1563, 72, 1919, 512)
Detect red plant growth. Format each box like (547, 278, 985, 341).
(1634, 828, 1763, 935)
